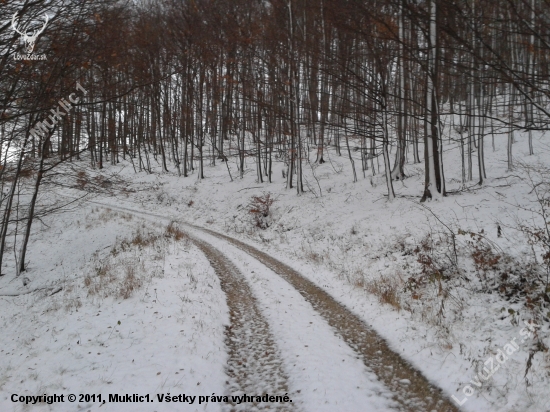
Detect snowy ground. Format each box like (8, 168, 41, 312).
(0, 211, 229, 412)
(1, 129, 549, 411)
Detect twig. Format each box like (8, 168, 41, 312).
(237, 186, 263, 192)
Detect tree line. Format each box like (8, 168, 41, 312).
(0, 0, 549, 274)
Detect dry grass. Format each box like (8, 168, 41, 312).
(365, 272, 404, 311)
(118, 266, 142, 299)
(85, 207, 133, 230)
(130, 230, 158, 247)
(353, 275, 365, 289)
(85, 263, 116, 297)
(305, 250, 324, 264)
(84, 227, 165, 300)
(2, 166, 34, 182)
(165, 222, 187, 241)
(64, 297, 82, 311)
(85, 258, 149, 300)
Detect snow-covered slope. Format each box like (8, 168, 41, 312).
(1, 130, 549, 411)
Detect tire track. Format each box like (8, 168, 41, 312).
(191, 237, 295, 412)
(196, 227, 460, 412)
(82, 200, 459, 411)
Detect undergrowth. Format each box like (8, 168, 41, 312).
(292, 214, 549, 379)
(83, 224, 189, 300)
(248, 192, 275, 229)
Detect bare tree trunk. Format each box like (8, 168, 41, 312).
(421, 0, 443, 201)
(508, 84, 514, 171)
(0, 130, 31, 272)
(18, 135, 50, 274)
(391, 0, 406, 181)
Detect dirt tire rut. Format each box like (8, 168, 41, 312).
(84, 201, 459, 411)
(192, 237, 295, 412)
(197, 228, 460, 412)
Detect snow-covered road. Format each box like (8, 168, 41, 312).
(86, 199, 459, 412)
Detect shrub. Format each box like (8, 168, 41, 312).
(464, 230, 502, 283)
(165, 222, 186, 241)
(248, 193, 275, 229)
(131, 230, 158, 247)
(366, 273, 403, 311)
(118, 266, 142, 299)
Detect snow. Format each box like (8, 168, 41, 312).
(1, 128, 549, 411)
(187, 227, 399, 411)
(0, 212, 228, 411)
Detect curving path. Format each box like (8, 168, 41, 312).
(194, 226, 459, 412)
(86, 199, 460, 412)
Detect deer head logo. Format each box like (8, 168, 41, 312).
(11, 12, 49, 54)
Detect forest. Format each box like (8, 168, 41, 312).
(1, 1, 550, 411)
(1, 0, 549, 273)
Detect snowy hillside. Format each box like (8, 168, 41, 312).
(2, 0, 550, 411)
(1, 129, 549, 412)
